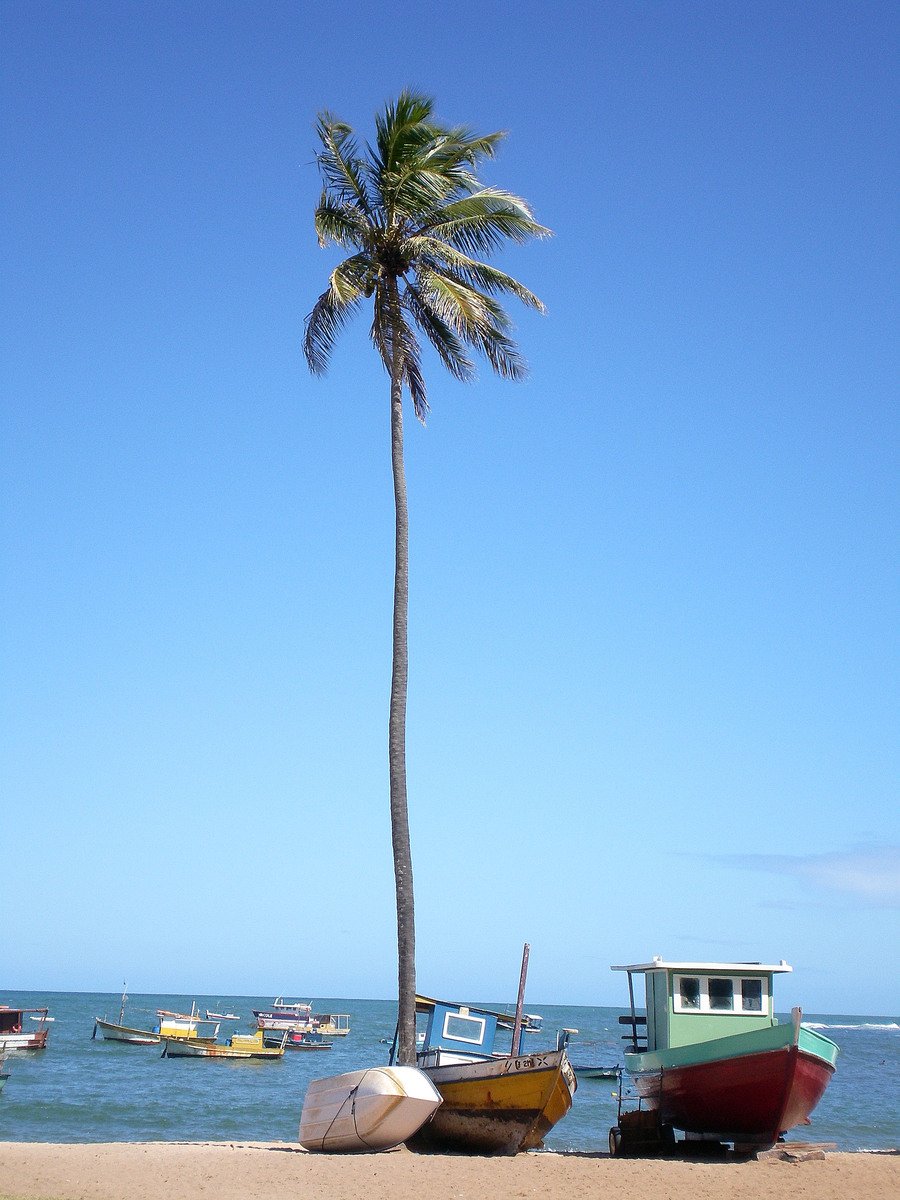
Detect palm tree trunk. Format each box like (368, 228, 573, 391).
(387, 285, 417, 1065)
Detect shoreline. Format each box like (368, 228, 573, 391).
(0, 1142, 896, 1200)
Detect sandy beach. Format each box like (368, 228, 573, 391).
(0, 1142, 895, 1200)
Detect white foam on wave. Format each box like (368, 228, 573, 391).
(803, 1022, 900, 1031)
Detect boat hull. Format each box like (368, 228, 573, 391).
(573, 1065, 619, 1079)
(0, 1030, 48, 1052)
(93, 1018, 218, 1046)
(264, 1031, 333, 1051)
(300, 1065, 442, 1152)
(162, 1031, 285, 1059)
(407, 1047, 575, 1155)
(94, 1019, 161, 1045)
(626, 1024, 837, 1148)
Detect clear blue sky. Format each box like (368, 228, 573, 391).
(2, 1, 897, 1015)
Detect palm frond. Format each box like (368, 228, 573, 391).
(415, 268, 498, 334)
(406, 237, 545, 312)
(441, 126, 506, 164)
(385, 142, 481, 220)
(370, 289, 430, 421)
(373, 93, 502, 222)
(404, 284, 476, 383)
(314, 191, 372, 250)
(399, 321, 429, 422)
(415, 269, 529, 380)
(423, 189, 551, 255)
(329, 254, 374, 304)
(369, 286, 392, 375)
(303, 276, 361, 375)
(470, 322, 529, 381)
(315, 112, 373, 217)
(374, 91, 436, 178)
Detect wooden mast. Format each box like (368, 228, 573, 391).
(510, 943, 530, 1057)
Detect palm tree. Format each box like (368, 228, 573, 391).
(304, 91, 549, 1064)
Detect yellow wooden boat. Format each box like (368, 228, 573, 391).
(400, 997, 576, 1154)
(162, 1029, 287, 1059)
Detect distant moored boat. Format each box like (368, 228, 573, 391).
(0, 1006, 51, 1051)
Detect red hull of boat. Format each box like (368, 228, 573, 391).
(635, 1046, 834, 1146)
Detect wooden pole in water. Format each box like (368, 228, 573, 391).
(511, 942, 530, 1057)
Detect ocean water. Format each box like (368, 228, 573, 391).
(0, 991, 896, 1152)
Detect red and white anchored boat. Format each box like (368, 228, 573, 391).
(0, 1005, 52, 1051)
(253, 998, 350, 1036)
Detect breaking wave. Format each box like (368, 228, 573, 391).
(803, 1021, 899, 1031)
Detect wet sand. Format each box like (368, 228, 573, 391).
(0, 1142, 896, 1200)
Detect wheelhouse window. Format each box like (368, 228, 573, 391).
(741, 979, 763, 1012)
(443, 1013, 486, 1046)
(678, 977, 701, 1010)
(708, 978, 734, 1011)
(672, 974, 769, 1015)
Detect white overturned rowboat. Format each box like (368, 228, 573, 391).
(299, 1065, 442, 1152)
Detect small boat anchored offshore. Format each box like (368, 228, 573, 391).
(0, 1006, 52, 1051)
(572, 1063, 620, 1079)
(162, 1028, 288, 1060)
(609, 956, 839, 1155)
(253, 999, 350, 1036)
(92, 990, 220, 1046)
(264, 1029, 333, 1051)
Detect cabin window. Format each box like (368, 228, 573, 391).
(678, 977, 701, 1010)
(741, 979, 763, 1012)
(672, 973, 770, 1014)
(442, 1013, 486, 1046)
(708, 978, 734, 1010)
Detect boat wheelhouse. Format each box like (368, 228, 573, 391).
(610, 957, 839, 1154)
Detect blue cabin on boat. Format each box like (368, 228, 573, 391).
(417, 1001, 499, 1066)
